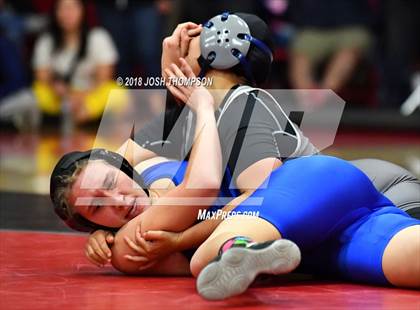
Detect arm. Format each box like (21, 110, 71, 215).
(175, 191, 253, 250)
(175, 157, 282, 249)
(140, 61, 222, 232)
(114, 23, 202, 165)
(110, 215, 191, 275)
(120, 192, 253, 265)
(119, 159, 281, 267)
(116, 138, 158, 166)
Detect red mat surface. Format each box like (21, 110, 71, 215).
(1, 231, 419, 310)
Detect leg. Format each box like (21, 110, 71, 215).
(289, 30, 328, 89)
(289, 53, 316, 89)
(192, 216, 300, 300)
(192, 156, 385, 276)
(382, 225, 420, 287)
(111, 216, 191, 276)
(321, 48, 361, 92)
(190, 215, 281, 276)
(321, 27, 371, 92)
(310, 208, 420, 287)
(350, 158, 420, 219)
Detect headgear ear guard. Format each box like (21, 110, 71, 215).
(198, 12, 273, 83)
(50, 148, 148, 232)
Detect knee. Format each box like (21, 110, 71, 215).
(190, 253, 207, 278)
(383, 225, 420, 288)
(190, 240, 219, 278)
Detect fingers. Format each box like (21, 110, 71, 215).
(136, 234, 152, 253)
(167, 82, 187, 103)
(170, 63, 187, 79)
(164, 22, 199, 51)
(123, 236, 147, 256)
(100, 238, 112, 259)
(187, 25, 202, 37)
(135, 224, 142, 243)
(165, 69, 188, 102)
(124, 254, 149, 263)
(135, 225, 150, 251)
(179, 58, 195, 78)
(169, 22, 199, 47)
(85, 252, 103, 267)
(180, 28, 191, 57)
(90, 238, 110, 262)
(143, 230, 163, 241)
(85, 245, 106, 267)
(174, 22, 199, 36)
(105, 233, 114, 245)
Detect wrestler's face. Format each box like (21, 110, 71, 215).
(68, 160, 150, 228)
(185, 35, 202, 76)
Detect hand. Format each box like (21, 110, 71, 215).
(85, 230, 114, 267)
(161, 22, 202, 79)
(165, 58, 214, 112)
(124, 224, 182, 270)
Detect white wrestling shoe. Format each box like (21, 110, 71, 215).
(196, 239, 301, 300)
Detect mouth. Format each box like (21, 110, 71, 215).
(125, 205, 137, 219)
(125, 198, 142, 219)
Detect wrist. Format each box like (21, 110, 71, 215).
(195, 102, 214, 114)
(175, 231, 186, 251)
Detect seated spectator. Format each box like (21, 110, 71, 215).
(288, 0, 372, 94)
(32, 0, 118, 124)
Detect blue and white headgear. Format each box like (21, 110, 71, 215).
(198, 12, 274, 85)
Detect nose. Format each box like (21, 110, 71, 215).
(100, 190, 130, 207)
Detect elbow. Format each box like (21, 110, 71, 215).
(182, 179, 220, 200)
(198, 186, 220, 205)
(110, 219, 148, 275)
(110, 231, 139, 274)
(200, 177, 222, 192)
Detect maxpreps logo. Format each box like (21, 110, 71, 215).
(197, 209, 260, 220)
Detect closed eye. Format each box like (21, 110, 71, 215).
(103, 172, 117, 190)
(108, 178, 117, 190)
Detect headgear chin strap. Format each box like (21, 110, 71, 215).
(50, 148, 148, 232)
(198, 12, 273, 82)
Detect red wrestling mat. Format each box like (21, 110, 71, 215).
(1, 231, 419, 310)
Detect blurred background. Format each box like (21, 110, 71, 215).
(0, 0, 419, 231)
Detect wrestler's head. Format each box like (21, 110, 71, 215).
(183, 12, 274, 86)
(50, 149, 150, 232)
(53, 0, 85, 33)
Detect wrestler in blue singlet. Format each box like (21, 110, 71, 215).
(141, 156, 420, 285)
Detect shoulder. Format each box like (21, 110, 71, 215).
(34, 33, 53, 50)
(32, 33, 54, 68)
(88, 27, 112, 41)
(134, 156, 172, 175)
(219, 87, 276, 125)
(222, 87, 272, 112)
(87, 27, 118, 62)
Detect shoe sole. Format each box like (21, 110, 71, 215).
(196, 239, 301, 300)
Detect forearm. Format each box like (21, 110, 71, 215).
(177, 218, 222, 251)
(177, 192, 253, 250)
(183, 106, 222, 191)
(111, 224, 190, 275)
(140, 106, 223, 232)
